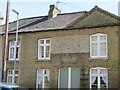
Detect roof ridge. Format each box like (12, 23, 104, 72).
(20, 15, 48, 21)
(93, 5, 120, 19)
(5, 11, 87, 26)
(1, 15, 48, 26)
(16, 11, 87, 21)
(58, 11, 88, 15)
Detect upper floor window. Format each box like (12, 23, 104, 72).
(38, 39, 51, 60)
(90, 33, 107, 58)
(9, 41, 20, 60)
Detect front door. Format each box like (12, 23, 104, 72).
(58, 67, 80, 89)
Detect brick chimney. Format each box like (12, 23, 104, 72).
(48, 5, 61, 19)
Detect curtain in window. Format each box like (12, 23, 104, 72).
(37, 69, 50, 89)
(38, 76, 42, 84)
(101, 76, 108, 88)
(90, 68, 108, 89)
(91, 76, 96, 85)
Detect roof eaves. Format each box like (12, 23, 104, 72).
(3, 23, 119, 35)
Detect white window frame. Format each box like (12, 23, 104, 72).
(38, 38, 51, 60)
(90, 33, 108, 58)
(9, 41, 20, 61)
(90, 67, 108, 89)
(7, 69, 19, 84)
(36, 69, 50, 89)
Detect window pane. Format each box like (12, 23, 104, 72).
(100, 43, 106, 56)
(39, 46, 44, 58)
(44, 76, 50, 88)
(16, 47, 19, 59)
(46, 46, 50, 52)
(45, 70, 49, 75)
(91, 36, 97, 41)
(100, 69, 107, 74)
(46, 52, 50, 58)
(38, 70, 43, 75)
(8, 70, 12, 74)
(92, 43, 98, 56)
(15, 70, 18, 74)
(14, 77, 18, 84)
(92, 77, 98, 88)
(41, 46, 44, 52)
(10, 48, 14, 59)
(100, 77, 106, 86)
(40, 40, 44, 44)
(100, 35, 106, 41)
(17, 41, 20, 46)
(91, 69, 98, 74)
(44, 70, 47, 74)
(38, 76, 43, 89)
(10, 41, 15, 46)
(8, 76, 12, 83)
(46, 40, 50, 44)
(41, 52, 44, 58)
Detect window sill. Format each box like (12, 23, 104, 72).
(7, 60, 20, 62)
(36, 59, 51, 62)
(89, 57, 108, 60)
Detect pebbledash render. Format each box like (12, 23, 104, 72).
(1, 5, 120, 89)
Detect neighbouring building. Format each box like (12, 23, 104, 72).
(0, 11, 3, 81)
(1, 5, 120, 89)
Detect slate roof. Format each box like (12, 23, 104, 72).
(2, 11, 87, 33)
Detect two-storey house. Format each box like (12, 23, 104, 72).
(1, 5, 120, 89)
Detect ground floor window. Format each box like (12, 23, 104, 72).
(36, 69, 50, 89)
(90, 67, 108, 89)
(58, 67, 80, 88)
(7, 69, 19, 84)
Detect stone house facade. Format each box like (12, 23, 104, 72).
(1, 5, 120, 89)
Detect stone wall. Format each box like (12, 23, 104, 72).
(6, 26, 118, 88)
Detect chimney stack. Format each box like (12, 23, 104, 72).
(48, 5, 61, 19)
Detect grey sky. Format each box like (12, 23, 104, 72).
(0, 0, 119, 24)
